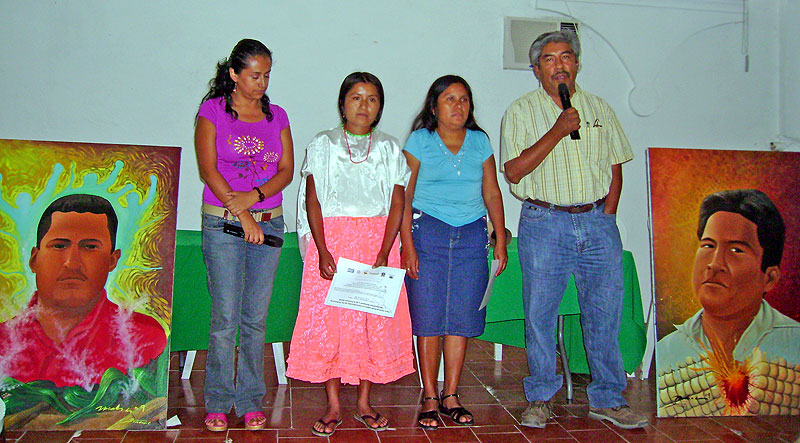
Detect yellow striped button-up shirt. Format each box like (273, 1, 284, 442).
(500, 85, 633, 206)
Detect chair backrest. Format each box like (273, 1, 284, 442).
(0, 393, 5, 433)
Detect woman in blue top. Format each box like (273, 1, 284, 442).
(400, 75, 508, 430)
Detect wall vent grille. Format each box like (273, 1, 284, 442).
(503, 17, 579, 71)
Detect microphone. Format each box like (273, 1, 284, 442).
(558, 83, 580, 140)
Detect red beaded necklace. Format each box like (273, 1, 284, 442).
(343, 127, 373, 164)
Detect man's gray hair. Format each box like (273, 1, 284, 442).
(529, 30, 581, 77)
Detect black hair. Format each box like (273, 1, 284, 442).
(200, 38, 274, 122)
(337, 72, 385, 129)
(410, 75, 486, 135)
(36, 194, 118, 250)
(697, 189, 785, 271)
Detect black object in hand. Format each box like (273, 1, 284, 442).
(223, 223, 284, 247)
(558, 83, 580, 140)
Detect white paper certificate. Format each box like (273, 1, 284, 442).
(479, 259, 500, 310)
(324, 257, 406, 317)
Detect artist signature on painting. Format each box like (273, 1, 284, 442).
(95, 405, 147, 414)
(95, 405, 153, 425)
(672, 392, 713, 411)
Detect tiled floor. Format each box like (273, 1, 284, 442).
(3, 340, 799, 442)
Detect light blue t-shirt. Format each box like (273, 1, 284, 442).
(403, 128, 493, 227)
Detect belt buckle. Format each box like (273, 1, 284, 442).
(259, 212, 272, 222)
(568, 204, 590, 214)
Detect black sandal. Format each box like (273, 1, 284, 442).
(439, 391, 474, 426)
(417, 396, 440, 430)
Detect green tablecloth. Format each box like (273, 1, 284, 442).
(478, 238, 646, 374)
(170, 232, 645, 374)
(170, 230, 302, 351)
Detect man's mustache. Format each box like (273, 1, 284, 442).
(56, 271, 88, 281)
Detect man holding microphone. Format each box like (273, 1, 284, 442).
(500, 30, 647, 430)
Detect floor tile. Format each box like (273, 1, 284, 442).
(754, 415, 800, 434)
(120, 430, 179, 442)
(556, 416, 610, 431)
(378, 436, 432, 443)
(569, 429, 628, 442)
(517, 422, 573, 440)
(425, 426, 480, 442)
(7, 342, 800, 443)
(68, 430, 128, 441)
(470, 424, 523, 434)
(476, 432, 531, 443)
(224, 429, 279, 443)
(621, 435, 676, 443)
(328, 428, 380, 442)
(70, 439, 126, 443)
(16, 431, 75, 443)
(656, 424, 715, 441)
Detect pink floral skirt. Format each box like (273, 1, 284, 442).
(286, 216, 414, 385)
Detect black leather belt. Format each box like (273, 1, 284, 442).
(526, 197, 606, 214)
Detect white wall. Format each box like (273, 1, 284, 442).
(0, 0, 783, 361)
(780, 0, 800, 142)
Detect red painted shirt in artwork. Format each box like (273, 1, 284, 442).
(0, 292, 167, 387)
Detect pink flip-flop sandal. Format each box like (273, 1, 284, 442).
(205, 412, 228, 432)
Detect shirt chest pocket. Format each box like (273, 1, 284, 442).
(579, 115, 608, 165)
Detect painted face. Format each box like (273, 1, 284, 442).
(533, 41, 579, 98)
(692, 211, 779, 321)
(30, 211, 121, 313)
(229, 54, 272, 101)
(435, 83, 470, 131)
(342, 82, 380, 135)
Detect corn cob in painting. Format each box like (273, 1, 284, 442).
(657, 347, 800, 417)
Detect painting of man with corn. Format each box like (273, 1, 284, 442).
(649, 148, 800, 418)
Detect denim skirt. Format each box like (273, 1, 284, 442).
(405, 210, 489, 337)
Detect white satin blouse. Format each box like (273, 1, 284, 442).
(296, 126, 411, 245)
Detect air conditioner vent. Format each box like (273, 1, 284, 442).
(560, 22, 579, 33)
(503, 17, 579, 71)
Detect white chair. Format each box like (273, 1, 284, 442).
(180, 342, 288, 384)
(0, 391, 5, 434)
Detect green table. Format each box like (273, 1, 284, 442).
(170, 230, 302, 382)
(170, 232, 645, 386)
(478, 238, 646, 375)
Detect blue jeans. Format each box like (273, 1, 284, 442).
(517, 201, 626, 408)
(201, 212, 284, 416)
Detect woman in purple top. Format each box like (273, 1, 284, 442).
(194, 38, 294, 432)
